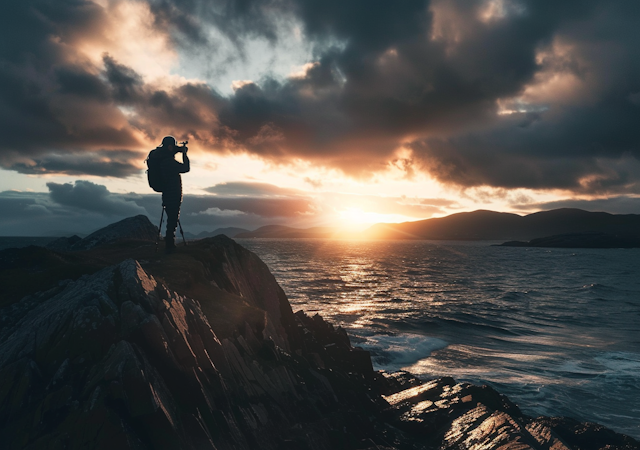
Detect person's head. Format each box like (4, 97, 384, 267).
(161, 136, 177, 151)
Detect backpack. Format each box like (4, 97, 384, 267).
(145, 148, 166, 192)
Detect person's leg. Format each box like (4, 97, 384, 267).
(162, 194, 181, 253)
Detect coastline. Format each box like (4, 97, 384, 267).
(1, 229, 638, 448)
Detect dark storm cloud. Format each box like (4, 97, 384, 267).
(3, 0, 640, 193)
(47, 180, 147, 216)
(138, 0, 640, 192)
(146, 0, 286, 47)
(0, 1, 144, 177)
(7, 150, 142, 178)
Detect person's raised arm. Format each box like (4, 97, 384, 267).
(178, 147, 190, 173)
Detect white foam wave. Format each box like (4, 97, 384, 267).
(595, 351, 640, 376)
(361, 333, 448, 370)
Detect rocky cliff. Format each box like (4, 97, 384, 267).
(0, 235, 637, 450)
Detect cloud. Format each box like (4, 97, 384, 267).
(202, 182, 457, 219)
(0, 189, 150, 236)
(0, 179, 461, 235)
(134, 0, 640, 191)
(318, 192, 458, 219)
(0, 0, 169, 177)
(5, 150, 143, 178)
(0, 179, 316, 235)
(47, 180, 147, 216)
(2, 0, 640, 195)
(204, 181, 304, 197)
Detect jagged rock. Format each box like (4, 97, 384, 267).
(382, 375, 638, 450)
(0, 240, 403, 449)
(0, 235, 637, 450)
(70, 215, 158, 250)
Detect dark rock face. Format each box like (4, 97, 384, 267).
(70, 215, 157, 250)
(0, 238, 392, 449)
(0, 235, 638, 450)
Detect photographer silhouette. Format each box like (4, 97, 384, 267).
(146, 135, 190, 253)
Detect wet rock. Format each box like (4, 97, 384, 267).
(382, 375, 638, 450)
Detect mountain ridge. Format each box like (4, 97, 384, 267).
(220, 208, 640, 242)
(362, 208, 640, 241)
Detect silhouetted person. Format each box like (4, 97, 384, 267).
(156, 136, 189, 253)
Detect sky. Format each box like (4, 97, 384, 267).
(2, 0, 640, 235)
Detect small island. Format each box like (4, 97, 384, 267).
(498, 232, 640, 249)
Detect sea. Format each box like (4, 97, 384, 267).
(236, 238, 640, 440)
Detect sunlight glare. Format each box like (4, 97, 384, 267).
(337, 207, 415, 230)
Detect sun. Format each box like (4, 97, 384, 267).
(337, 207, 413, 231)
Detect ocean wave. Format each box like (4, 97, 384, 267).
(580, 283, 616, 292)
(359, 333, 448, 369)
(595, 351, 640, 377)
(435, 316, 521, 336)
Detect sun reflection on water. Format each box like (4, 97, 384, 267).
(238, 238, 640, 440)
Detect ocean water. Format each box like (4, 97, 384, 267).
(237, 238, 640, 440)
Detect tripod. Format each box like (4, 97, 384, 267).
(155, 206, 187, 252)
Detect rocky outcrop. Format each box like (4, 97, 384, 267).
(0, 238, 394, 450)
(381, 376, 638, 450)
(0, 235, 637, 450)
(69, 215, 157, 250)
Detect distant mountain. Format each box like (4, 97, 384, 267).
(45, 235, 82, 251)
(185, 227, 251, 239)
(362, 208, 640, 241)
(45, 215, 158, 251)
(235, 225, 341, 239)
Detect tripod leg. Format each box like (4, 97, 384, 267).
(156, 207, 165, 253)
(177, 218, 187, 246)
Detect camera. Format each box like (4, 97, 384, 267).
(175, 140, 188, 153)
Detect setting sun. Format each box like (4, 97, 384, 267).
(337, 207, 416, 230)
